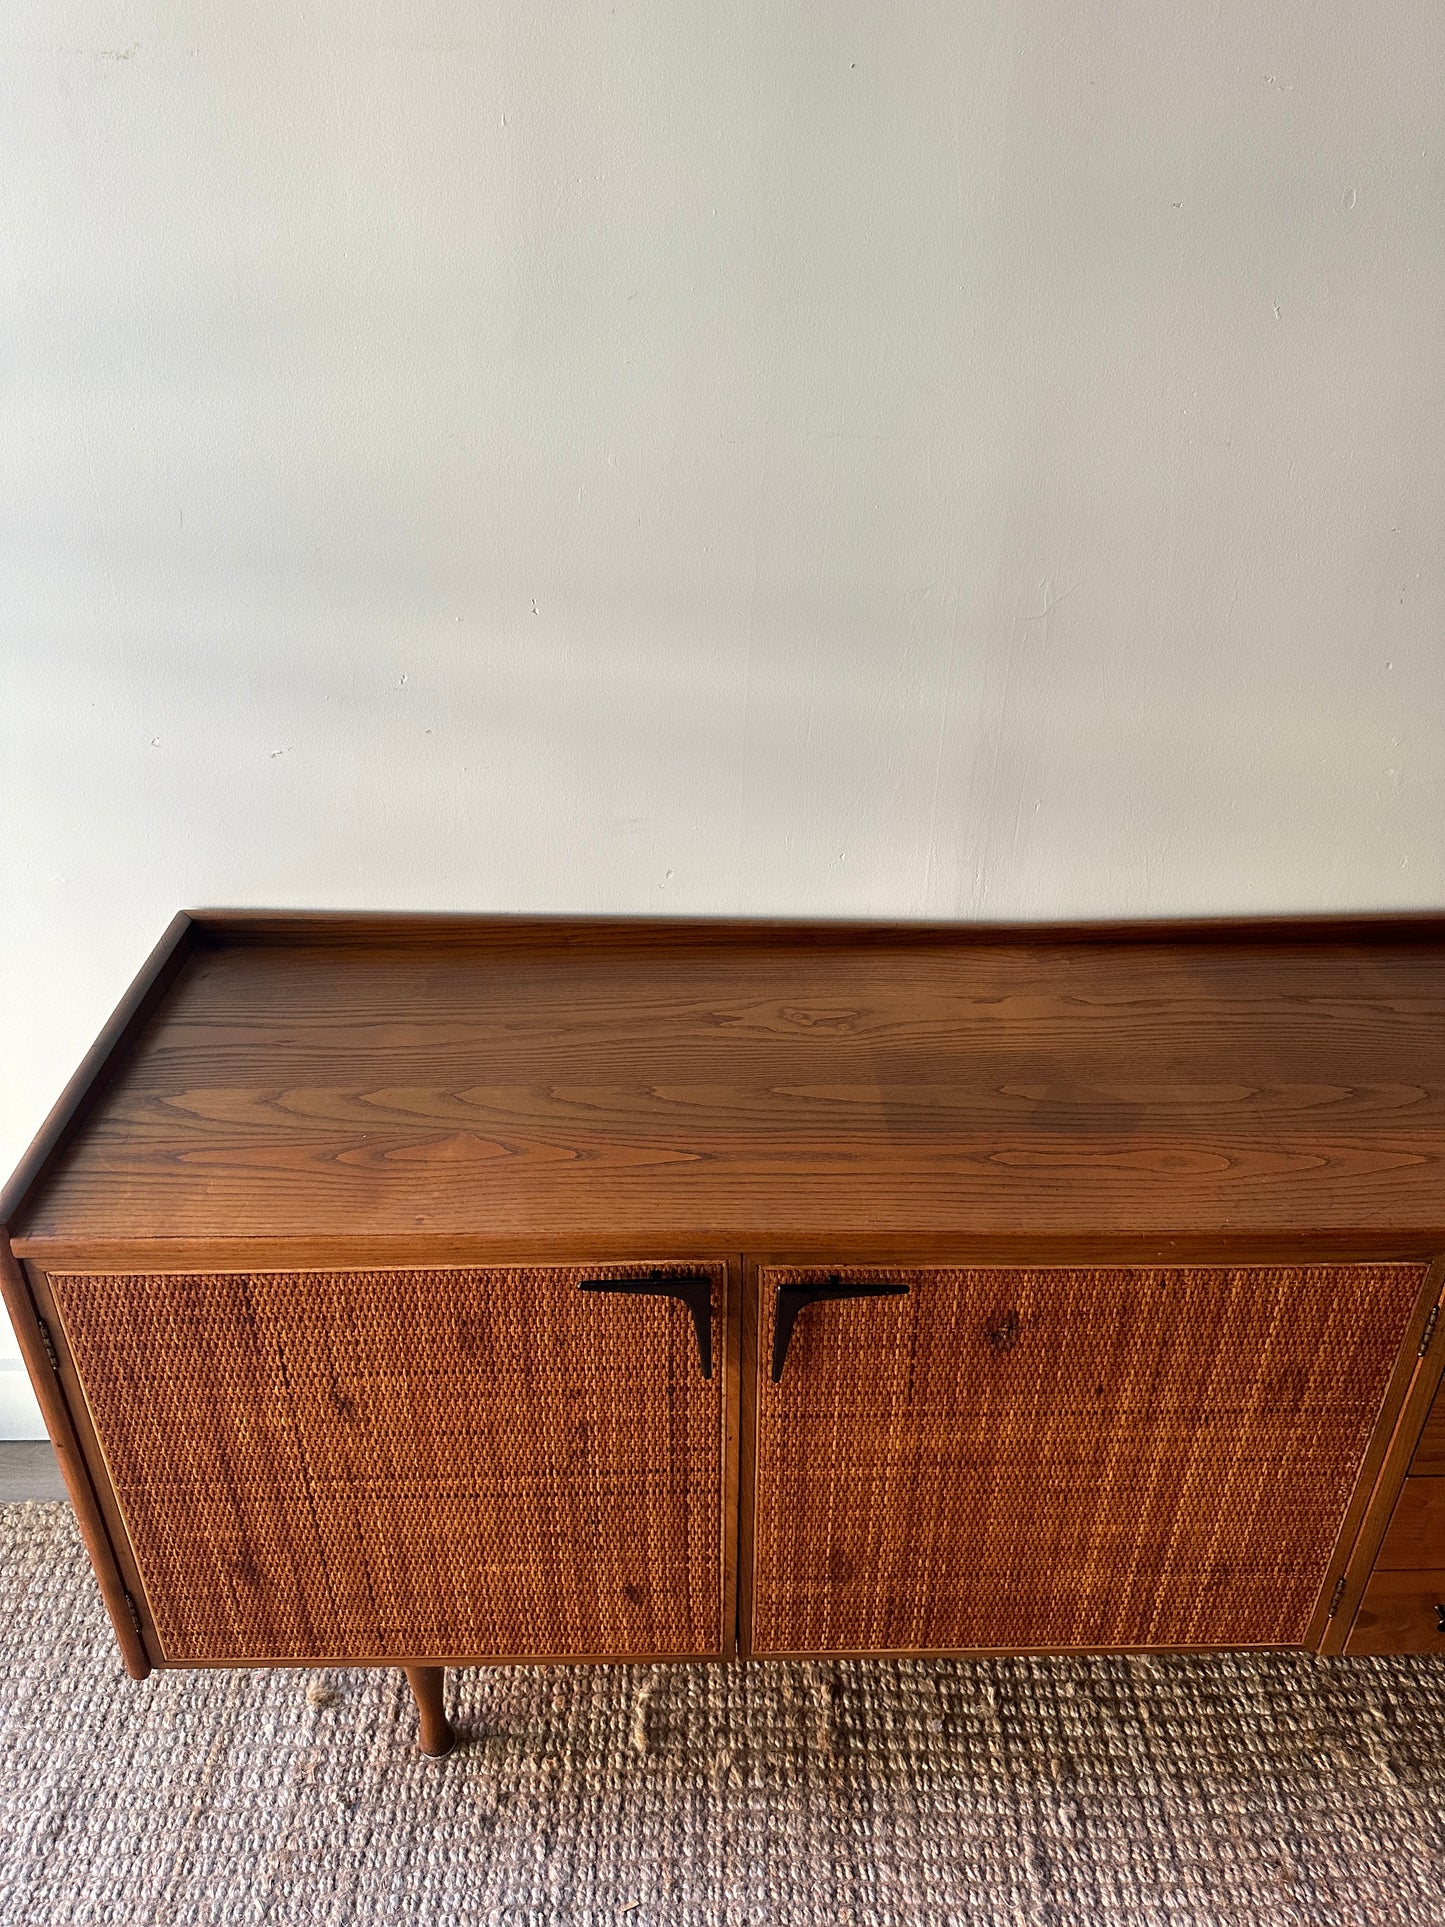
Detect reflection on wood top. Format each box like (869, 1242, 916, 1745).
(9, 912, 1445, 1257)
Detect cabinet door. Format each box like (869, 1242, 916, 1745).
(48, 1262, 728, 1663)
(750, 1263, 1424, 1654)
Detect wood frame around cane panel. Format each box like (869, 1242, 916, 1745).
(33, 1259, 741, 1669)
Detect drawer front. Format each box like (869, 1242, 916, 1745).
(1344, 1572, 1445, 1654)
(49, 1263, 727, 1664)
(1375, 1478, 1445, 1569)
(751, 1262, 1424, 1655)
(1411, 1379, 1445, 1475)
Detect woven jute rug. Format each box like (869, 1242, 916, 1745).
(2, 1504, 1444, 1926)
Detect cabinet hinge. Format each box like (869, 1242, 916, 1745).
(1327, 1574, 1348, 1619)
(1418, 1304, 1441, 1358)
(121, 1591, 146, 1643)
(35, 1317, 60, 1376)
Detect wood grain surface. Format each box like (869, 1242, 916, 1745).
(1343, 1569, 1445, 1654)
(1374, 1479, 1445, 1569)
(11, 915, 1445, 1257)
(1411, 1380, 1445, 1475)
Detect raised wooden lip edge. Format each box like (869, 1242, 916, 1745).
(186, 906, 1445, 944)
(19, 1233, 1445, 1270)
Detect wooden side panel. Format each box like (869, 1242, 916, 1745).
(47, 1263, 727, 1664)
(0, 1249, 152, 1677)
(750, 1263, 1424, 1655)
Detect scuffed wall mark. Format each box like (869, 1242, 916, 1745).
(1224, 570, 1245, 633)
(91, 44, 139, 60)
(1018, 578, 1076, 627)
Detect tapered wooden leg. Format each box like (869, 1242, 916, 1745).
(403, 1665, 457, 1758)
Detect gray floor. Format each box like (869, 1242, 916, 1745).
(0, 1440, 68, 1503)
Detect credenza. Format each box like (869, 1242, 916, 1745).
(4, 911, 1444, 1757)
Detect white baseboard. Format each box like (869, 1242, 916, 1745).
(0, 1362, 47, 1439)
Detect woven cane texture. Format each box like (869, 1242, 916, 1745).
(47, 1264, 724, 1663)
(5, 1502, 1445, 1927)
(753, 1264, 1424, 1655)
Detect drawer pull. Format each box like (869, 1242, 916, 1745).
(771, 1276, 910, 1383)
(579, 1271, 713, 1379)
(1436, 1604, 1445, 1635)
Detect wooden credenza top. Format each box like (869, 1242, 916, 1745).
(9, 911, 1445, 1262)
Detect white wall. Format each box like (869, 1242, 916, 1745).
(3, 0, 1442, 1434)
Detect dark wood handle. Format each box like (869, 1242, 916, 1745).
(771, 1275, 910, 1383)
(579, 1271, 713, 1379)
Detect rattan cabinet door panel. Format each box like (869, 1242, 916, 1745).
(48, 1263, 726, 1664)
(752, 1263, 1425, 1655)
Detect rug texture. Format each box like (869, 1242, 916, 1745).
(2, 1502, 1444, 1926)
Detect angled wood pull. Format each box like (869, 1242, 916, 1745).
(771, 1275, 910, 1383)
(579, 1270, 713, 1378)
